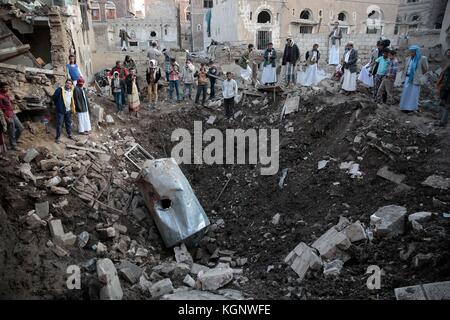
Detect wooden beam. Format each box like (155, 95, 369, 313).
(0, 45, 31, 62)
(0, 62, 66, 76)
(66, 144, 107, 154)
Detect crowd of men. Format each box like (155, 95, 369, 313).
(0, 31, 449, 156)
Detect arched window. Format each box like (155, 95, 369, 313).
(300, 10, 312, 20)
(411, 15, 420, 22)
(91, 1, 100, 21)
(338, 12, 347, 22)
(257, 10, 271, 24)
(150, 31, 157, 37)
(105, 1, 116, 20)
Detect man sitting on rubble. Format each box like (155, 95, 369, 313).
(0, 82, 24, 151)
(52, 79, 76, 144)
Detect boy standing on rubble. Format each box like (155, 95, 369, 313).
(111, 71, 126, 113)
(0, 82, 24, 151)
(222, 72, 238, 120)
(195, 63, 209, 106)
(207, 60, 218, 100)
(181, 59, 195, 100)
(66, 54, 83, 86)
(376, 49, 398, 105)
(52, 79, 75, 144)
(168, 58, 181, 102)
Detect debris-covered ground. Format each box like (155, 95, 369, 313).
(1, 77, 450, 300)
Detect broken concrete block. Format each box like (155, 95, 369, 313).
(56, 232, 77, 247)
(197, 266, 234, 291)
(183, 274, 196, 288)
(272, 213, 281, 225)
(311, 227, 351, 261)
(206, 115, 216, 124)
(377, 166, 406, 185)
(191, 263, 210, 276)
(52, 245, 69, 257)
(342, 221, 367, 242)
(50, 186, 70, 195)
(105, 115, 114, 124)
(130, 172, 139, 179)
(45, 176, 62, 187)
(35, 201, 49, 219)
(366, 131, 377, 139)
(323, 259, 344, 277)
(97, 258, 123, 300)
(118, 260, 143, 284)
(78, 231, 89, 248)
(174, 243, 194, 266)
(40, 159, 61, 171)
(48, 219, 65, 238)
(135, 247, 148, 257)
(370, 205, 407, 238)
(92, 104, 104, 123)
(284, 242, 322, 281)
(18, 163, 36, 183)
(339, 161, 354, 170)
(408, 212, 433, 223)
(96, 242, 108, 254)
(282, 96, 300, 116)
(23, 148, 39, 163)
(26, 213, 46, 229)
(150, 278, 174, 298)
(395, 281, 450, 300)
(113, 223, 127, 234)
(318, 160, 329, 170)
(422, 175, 450, 190)
(98, 227, 116, 239)
(133, 207, 148, 222)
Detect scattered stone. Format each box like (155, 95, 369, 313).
(395, 281, 450, 300)
(133, 207, 148, 222)
(78, 231, 90, 248)
(150, 278, 174, 298)
(197, 265, 234, 291)
(311, 226, 351, 261)
(52, 245, 69, 257)
(318, 160, 329, 170)
(98, 227, 116, 239)
(353, 136, 362, 144)
(18, 163, 36, 183)
(339, 161, 354, 170)
(117, 260, 143, 284)
(183, 274, 196, 288)
(96, 242, 108, 254)
(45, 176, 62, 187)
(52, 198, 68, 209)
(174, 243, 194, 266)
(48, 219, 65, 238)
(40, 159, 61, 171)
(408, 212, 433, 223)
(206, 115, 216, 124)
(50, 186, 70, 195)
(422, 175, 450, 190)
(191, 263, 210, 276)
(56, 232, 77, 246)
(98, 154, 111, 162)
(236, 258, 248, 266)
(323, 259, 344, 277)
(377, 166, 406, 185)
(413, 253, 433, 268)
(23, 148, 39, 163)
(370, 205, 407, 238)
(284, 242, 322, 281)
(130, 172, 139, 179)
(135, 247, 148, 257)
(366, 131, 377, 139)
(26, 213, 46, 229)
(271, 213, 281, 225)
(105, 115, 114, 124)
(342, 221, 367, 243)
(113, 223, 127, 234)
(97, 258, 123, 300)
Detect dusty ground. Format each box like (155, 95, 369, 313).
(1, 81, 449, 300)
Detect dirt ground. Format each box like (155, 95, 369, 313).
(1, 81, 449, 300)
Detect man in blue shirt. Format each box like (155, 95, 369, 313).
(52, 79, 75, 144)
(372, 49, 390, 99)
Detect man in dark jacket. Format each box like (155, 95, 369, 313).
(146, 59, 161, 105)
(52, 79, 75, 143)
(111, 71, 126, 113)
(207, 61, 218, 99)
(73, 77, 91, 135)
(341, 42, 359, 95)
(282, 37, 300, 88)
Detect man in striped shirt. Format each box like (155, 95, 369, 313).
(376, 49, 398, 105)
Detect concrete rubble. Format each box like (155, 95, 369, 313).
(197, 265, 234, 291)
(370, 205, 407, 238)
(395, 281, 450, 300)
(97, 258, 123, 300)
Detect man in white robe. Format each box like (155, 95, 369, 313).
(328, 22, 342, 65)
(341, 42, 358, 94)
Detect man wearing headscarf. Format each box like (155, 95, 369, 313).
(436, 49, 450, 127)
(341, 42, 358, 95)
(261, 42, 277, 85)
(73, 77, 92, 135)
(282, 37, 300, 88)
(399, 45, 429, 112)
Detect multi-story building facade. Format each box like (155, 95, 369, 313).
(395, 0, 448, 35)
